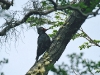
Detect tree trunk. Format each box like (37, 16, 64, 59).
(25, 0, 97, 75)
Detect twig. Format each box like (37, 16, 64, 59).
(73, 69, 78, 75)
(48, 0, 57, 10)
(80, 28, 100, 47)
(0, 3, 99, 36)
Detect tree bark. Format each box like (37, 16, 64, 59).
(26, 12, 86, 75)
(25, 0, 98, 75)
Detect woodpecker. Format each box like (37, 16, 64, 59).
(36, 27, 51, 61)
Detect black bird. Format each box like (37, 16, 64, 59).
(36, 27, 51, 61)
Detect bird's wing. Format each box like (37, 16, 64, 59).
(38, 34, 46, 48)
(36, 34, 46, 60)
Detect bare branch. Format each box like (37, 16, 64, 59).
(73, 69, 78, 75)
(80, 28, 100, 47)
(0, 3, 99, 36)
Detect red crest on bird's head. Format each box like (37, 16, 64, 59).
(37, 27, 48, 34)
(39, 27, 48, 31)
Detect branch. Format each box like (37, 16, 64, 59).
(26, 12, 87, 75)
(0, 2, 99, 36)
(25, 0, 99, 75)
(48, 0, 57, 10)
(85, 60, 94, 75)
(0, 8, 55, 36)
(25, 6, 88, 75)
(57, 5, 100, 17)
(72, 69, 78, 75)
(80, 28, 100, 47)
(0, 0, 13, 9)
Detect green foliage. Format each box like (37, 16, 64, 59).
(26, 16, 53, 26)
(95, 69, 100, 73)
(49, 30, 58, 38)
(72, 30, 100, 50)
(58, 0, 67, 6)
(1, 0, 100, 75)
(41, 0, 54, 10)
(49, 63, 68, 75)
(92, 40, 100, 44)
(72, 0, 100, 14)
(85, 0, 100, 13)
(23, 0, 100, 28)
(41, 1, 47, 6)
(79, 39, 100, 50)
(50, 53, 100, 75)
(26, 16, 43, 26)
(79, 42, 91, 50)
(51, 11, 65, 27)
(72, 32, 87, 40)
(79, 2, 87, 9)
(26, 0, 100, 51)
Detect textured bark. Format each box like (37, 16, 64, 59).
(0, 0, 98, 36)
(26, 12, 86, 75)
(25, 0, 98, 75)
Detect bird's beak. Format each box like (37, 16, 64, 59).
(44, 28, 49, 31)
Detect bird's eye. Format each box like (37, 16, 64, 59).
(42, 28, 46, 30)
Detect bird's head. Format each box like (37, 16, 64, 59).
(37, 27, 48, 34)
